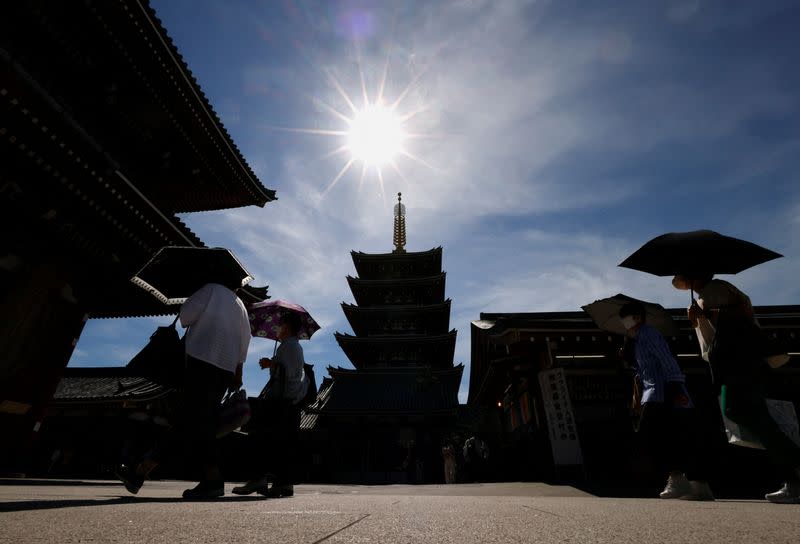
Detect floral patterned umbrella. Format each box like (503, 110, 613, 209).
(247, 299, 320, 341)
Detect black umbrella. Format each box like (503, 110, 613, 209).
(131, 246, 253, 304)
(618, 230, 782, 277)
(582, 293, 679, 337)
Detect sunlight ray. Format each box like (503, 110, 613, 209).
(358, 162, 368, 191)
(377, 8, 400, 104)
(377, 166, 387, 203)
(322, 157, 357, 196)
(389, 68, 427, 111)
(324, 69, 359, 114)
(404, 132, 445, 140)
(398, 106, 428, 123)
(260, 125, 348, 137)
(389, 159, 410, 186)
(354, 42, 370, 108)
(399, 149, 441, 172)
(320, 145, 350, 160)
(312, 97, 353, 125)
(377, 49, 392, 105)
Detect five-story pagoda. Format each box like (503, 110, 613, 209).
(302, 194, 463, 484)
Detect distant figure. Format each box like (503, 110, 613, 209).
(233, 312, 308, 498)
(463, 436, 489, 482)
(117, 281, 250, 499)
(619, 302, 714, 500)
(442, 442, 457, 484)
(674, 274, 800, 504)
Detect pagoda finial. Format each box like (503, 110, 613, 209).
(393, 192, 406, 253)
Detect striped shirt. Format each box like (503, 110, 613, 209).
(632, 324, 686, 404)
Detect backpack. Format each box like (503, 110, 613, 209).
(300, 363, 318, 407)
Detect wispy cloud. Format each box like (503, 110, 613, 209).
(72, 0, 800, 401)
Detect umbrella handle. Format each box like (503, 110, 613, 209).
(273, 339, 278, 358)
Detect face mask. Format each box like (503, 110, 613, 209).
(621, 316, 637, 330)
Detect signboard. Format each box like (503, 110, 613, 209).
(538, 367, 583, 466)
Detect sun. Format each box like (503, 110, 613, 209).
(262, 52, 435, 200)
(346, 103, 405, 166)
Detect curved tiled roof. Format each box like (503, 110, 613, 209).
(53, 368, 172, 403)
(304, 365, 463, 416)
(136, 1, 276, 206)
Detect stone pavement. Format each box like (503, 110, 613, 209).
(1, 480, 799, 543)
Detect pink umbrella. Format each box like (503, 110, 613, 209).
(247, 299, 321, 341)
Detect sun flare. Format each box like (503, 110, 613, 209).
(263, 52, 435, 200)
(347, 103, 405, 166)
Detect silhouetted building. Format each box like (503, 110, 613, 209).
(302, 194, 463, 483)
(0, 1, 274, 474)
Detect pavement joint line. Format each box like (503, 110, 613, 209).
(310, 513, 371, 544)
(521, 504, 561, 517)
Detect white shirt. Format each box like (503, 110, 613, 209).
(179, 283, 251, 373)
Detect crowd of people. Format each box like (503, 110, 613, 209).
(114, 270, 799, 504)
(621, 273, 800, 503)
(116, 280, 309, 499)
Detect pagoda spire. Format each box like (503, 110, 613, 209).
(393, 192, 407, 253)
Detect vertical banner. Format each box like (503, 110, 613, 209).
(538, 368, 583, 466)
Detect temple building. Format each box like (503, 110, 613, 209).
(302, 194, 463, 484)
(468, 306, 800, 495)
(0, 1, 274, 474)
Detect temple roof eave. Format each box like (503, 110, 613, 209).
(341, 300, 451, 313)
(346, 273, 446, 287)
(350, 246, 442, 261)
(334, 330, 457, 344)
(327, 363, 465, 377)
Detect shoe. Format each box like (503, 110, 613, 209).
(680, 480, 715, 501)
(182, 480, 224, 500)
(260, 484, 294, 498)
(115, 464, 144, 495)
(765, 482, 800, 504)
(232, 476, 270, 496)
(659, 473, 691, 499)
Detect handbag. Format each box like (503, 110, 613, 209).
(127, 315, 185, 386)
(216, 389, 251, 438)
(719, 393, 800, 449)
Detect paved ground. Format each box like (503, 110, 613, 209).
(1, 480, 799, 543)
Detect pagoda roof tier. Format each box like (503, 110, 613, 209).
(305, 365, 463, 416)
(351, 247, 442, 280)
(347, 273, 446, 307)
(1, 1, 276, 214)
(334, 331, 457, 369)
(342, 301, 452, 337)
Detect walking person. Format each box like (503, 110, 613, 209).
(233, 312, 308, 497)
(620, 302, 714, 500)
(442, 442, 457, 484)
(117, 280, 251, 499)
(674, 274, 800, 503)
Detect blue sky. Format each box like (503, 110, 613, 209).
(72, 0, 800, 402)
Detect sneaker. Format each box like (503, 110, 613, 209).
(680, 480, 715, 501)
(232, 476, 270, 496)
(659, 473, 691, 499)
(182, 480, 224, 500)
(260, 484, 294, 498)
(115, 464, 144, 495)
(765, 482, 800, 504)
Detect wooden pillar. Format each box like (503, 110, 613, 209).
(0, 260, 87, 475)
